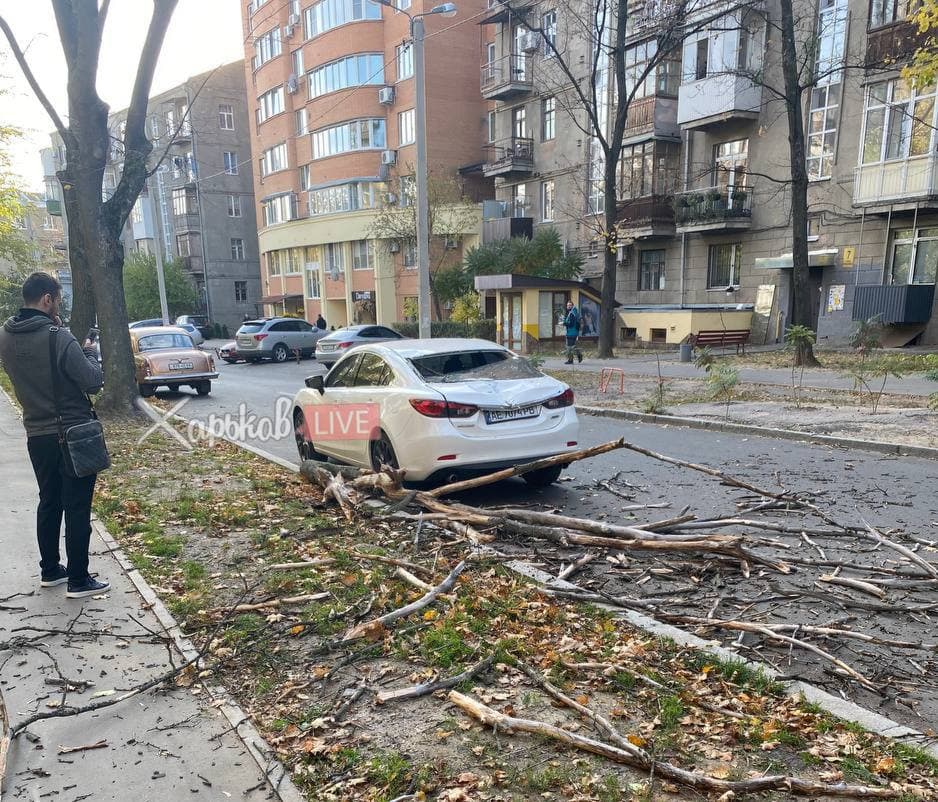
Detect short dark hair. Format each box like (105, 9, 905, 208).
(22, 272, 62, 305)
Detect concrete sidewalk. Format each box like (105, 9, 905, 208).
(542, 354, 938, 396)
(0, 395, 278, 802)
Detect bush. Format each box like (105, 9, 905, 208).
(390, 319, 496, 341)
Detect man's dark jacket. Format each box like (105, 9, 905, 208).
(0, 309, 104, 437)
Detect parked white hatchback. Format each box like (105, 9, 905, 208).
(292, 339, 579, 486)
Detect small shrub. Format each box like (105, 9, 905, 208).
(706, 361, 739, 421)
(694, 345, 715, 373)
(785, 325, 816, 407)
(848, 316, 883, 357)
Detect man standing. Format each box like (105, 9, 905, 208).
(315, 313, 327, 330)
(0, 272, 109, 599)
(562, 300, 583, 365)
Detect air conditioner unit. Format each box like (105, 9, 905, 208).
(288, 12, 300, 25)
(522, 32, 540, 52)
(389, 241, 401, 253)
(283, 23, 295, 37)
(381, 149, 397, 165)
(378, 86, 395, 105)
(286, 74, 299, 93)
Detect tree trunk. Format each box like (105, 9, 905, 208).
(59, 173, 95, 340)
(779, 0, 820, 367)
(598, 169, 619, 358)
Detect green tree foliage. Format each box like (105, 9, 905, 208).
(463, 228, 583, 282)
(904, 0, 938, 87)
(122, 251, 198, 322)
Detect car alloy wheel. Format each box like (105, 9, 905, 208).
(272, 343, 289, 363)
(370, 431, 398, 471)
(294, 409, 321, 461)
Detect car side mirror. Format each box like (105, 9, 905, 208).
(305, 375, 325, 394)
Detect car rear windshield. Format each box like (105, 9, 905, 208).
(410, 351, 541, 382)
(138, 333, 193, 351)
(238, 323, 265, 334)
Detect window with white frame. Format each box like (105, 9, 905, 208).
(256, 87, 285, 124)
(707, 243, 742, 288)
(861, 79, 937, 165)
(488, 110, 496, 143)
(311, 119, 386, 158)
(542, 10, 556, 55)
(541, 97, 555, 141)
(177, 234, 192, 257)
(398, 109, 416, 146)
(172, 188, 187, 216)
(228, 194, 242, 217)
(402, 239, 416, 267)
(627, 39, 679, 98)
(303, 0, 381, 39)
(713, 139, 748, 190)
(639, 249, 666, 290)
(308, 181, 379, 215)
(131, 199, 144, 225)
(235, 280, 248, 302)
(296, 107, 308, 135)
(308, 53, 384, 98)
(396, 43, 414, 80)
(292, 47, 305, 77)
(888, 227, 938, 285)
(260, 142, 288, 176)
(253, 27, 282, 69)
(267, 251, 281, 276)
(299, 164, 311, 191)
(541, 179, 554, 221)
(399, 175, 416, 207)
(224, 151, 239, 175)
(231, 238, 245, 260)
(325, 242, 345, 278)
(807, 0, 847, 180)
(396, 0, 411, 9)
(305, 263, 321, 298)
(263, 193, 297, 225)
(512, 182, 527, 217)
(351, 239, 374, 270)
(219, 103, 235, 130)
(870, 0, 911, 28)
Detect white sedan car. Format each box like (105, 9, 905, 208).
(292, 339, 579, 486)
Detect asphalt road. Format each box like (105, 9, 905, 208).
(160, 354, 938, 735)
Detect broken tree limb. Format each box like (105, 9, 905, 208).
(860, 519, 938, 580)
(209, 592, 330, 614)
(265, 559, 336, 571)
(447, 691, 901, 798)
(376, 654, 496, 704)
(342, 560, 469, 641)
(428, 438, 626, 498)
(557, 553, 596, 581)
(394, 567, 433, 592)
(0, 686, 9, 793)
(819, 574, 887, 600)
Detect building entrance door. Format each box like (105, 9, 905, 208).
(501, 292, 523, 350)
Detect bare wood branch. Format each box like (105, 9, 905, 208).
(819, 574, 887, 600)
(376, 654, 495, 704)
(208, 592, 329, 614)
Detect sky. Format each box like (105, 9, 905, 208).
(1, 0, 245, 191)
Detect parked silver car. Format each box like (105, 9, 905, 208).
(314, 324, 405, 366)
(236, 317, 329, 363)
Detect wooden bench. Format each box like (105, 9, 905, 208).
(690, 329, 751, 354)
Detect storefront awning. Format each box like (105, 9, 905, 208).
(260, 293, 303, 304)
(753, 249, 838, 270)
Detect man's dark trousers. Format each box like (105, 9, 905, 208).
(26, 434, 96, 582)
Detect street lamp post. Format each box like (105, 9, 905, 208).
(376, 0, 456, 339)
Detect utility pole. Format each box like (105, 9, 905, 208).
(413, 13, 431, 339)
(148, 170, 171, 325)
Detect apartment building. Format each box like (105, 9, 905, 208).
(46, 62, 262, 332)
(241, 0, 491, 328)
(482, 0, 938, 346)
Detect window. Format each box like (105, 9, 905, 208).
(541, 180, 554, 221)
(713, 139, 749, 190)
(325, 354, 362, 388)
(512, 182, 527, 217)
(219, 103, 235, 130)
(639, 249, 666, 291)
(354, 353, 392, 387)
(402, 239, 417, 268)
(325, 242, 346, 278)
(541, 97, 555, 141)
(695, 38, 709, 80)
(542, 10, 556, 54)
(888, 227, 938, 284)
(488, 110, 497, 143)
(172, 187, 187, 216)
(227, 194, 242, 217)
(351, 239, 374, 270)
(512, 106, 527, 138)
(131, 199, 144, 225)
(177, 234, 192, 258)
(309, 53, 385, 98)
(231, 238, 245, 260)
(267, 251, 281, 276)
(253, 27, 282, 69)
(861, 79, 937, 165)
(620, 141, 680, 198)
(299, 164, 311, 191)
(224, 151, 239, 175)
(303, 0, 381, 39)
(808, 84, 841, 180)
(707, 243, 742, 288)
(235, 281, 248, 302)
(308, 181, 379, 215)
(397, 43, 414, 80)
(256, 87, 285, 124)
(395, 0, 412, 10)
(260, 142, 288, 176)
(398, 108, 416, 146)
(296, 107, 308, 136)
(311, 118, 386, 158)
(538, 291, 569, 337)
(263, 193, 297, 225)
(305, 263, 321, 298)
(870, 0, 911, 28)
(626, 39, 680, 98)
(292, 47, 305, 77)
(399, 175, 416, 206)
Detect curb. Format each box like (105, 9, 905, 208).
(92, 519, 306, 802)
(507, 561, 938, 759)
(577, 405, 938, 461)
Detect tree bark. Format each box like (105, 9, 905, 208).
(779, 0, 820, 367)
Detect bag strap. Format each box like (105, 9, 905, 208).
(48, 326, 66, 439)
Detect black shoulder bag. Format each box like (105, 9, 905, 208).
(48, 327, 110, 478)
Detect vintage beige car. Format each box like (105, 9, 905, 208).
(132, 326, 218, 397)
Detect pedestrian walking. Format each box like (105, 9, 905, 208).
(562, 301, 583, 365)
(315, 313, 327, 330)
(0, 272, 110, 598)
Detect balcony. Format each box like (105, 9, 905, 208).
(677, 74, 762, 130)
(674, 186, 752, 233)
(482, 215, 533, 244)
(867, 20, 927, 67)
(481, 55, 533, 100)
(616, 195, 675, 239)
(482, 137, 535, 179)
(174, 211, 201, 232)
(853, 284, 935, 324)
(45, 199, 62, 216)
(173, 121, 193, 143)
(854, 155, 938, 208)
(623, 96, 679, 141)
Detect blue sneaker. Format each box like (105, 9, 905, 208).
(40, 565, 69, 587)
(66, 577, 110, 599)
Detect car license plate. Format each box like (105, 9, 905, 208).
(319, 344, 335, 352)
(484, 405, 539, 424)
(169, 360, 194, 371)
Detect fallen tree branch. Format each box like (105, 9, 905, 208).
(209, 592, 330, 614)
(376, 654, 496, 704)
(0, 685, 8, 793)
(860, 519, 938, 580)
(819, 574, 887, 600)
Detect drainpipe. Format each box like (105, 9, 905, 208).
(855, 209, 864, 287)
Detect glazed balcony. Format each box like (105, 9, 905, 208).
(677, 74, 761, 130)
(854, 155, 938, 207)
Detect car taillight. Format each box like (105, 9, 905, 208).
(337, 341, 354, 349)
(543, 388, 574, 409)
(254, 333, 268, 341)
(409, 399, 479, 418)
